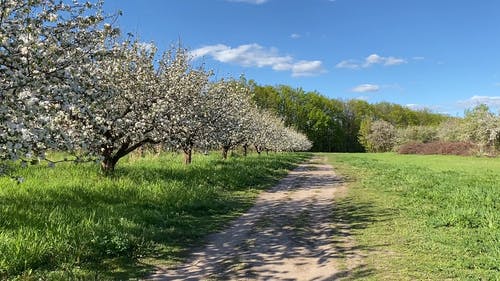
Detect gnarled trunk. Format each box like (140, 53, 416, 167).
(101, 157, 119, 175)
(99, 139, 152, 175)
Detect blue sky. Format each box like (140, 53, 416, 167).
(103, 0, 500, 116)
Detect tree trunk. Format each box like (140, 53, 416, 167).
(99, 139, 152, 175)
(255, 145, 261, 155)
(243, 144, 248, 156)
(222, 146, 230, 160)
(183, 148, 192, 165)
(101, 157, 118, 175)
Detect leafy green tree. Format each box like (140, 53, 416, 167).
(249, 83, 448, 153)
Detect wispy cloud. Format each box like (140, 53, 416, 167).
(335, 60, 359, 69)
(226, 0, 268, 4)
(351, 84, 380, 93)
(290, 33, 301, 39)
(458, 95, 500, 109)
(336, 53, 407, 69)
(190, 43, 325, 77)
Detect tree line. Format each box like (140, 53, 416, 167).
(251, 81, 500, 155)
(361, 105, 500, 154)
(249, 83, 448, 152)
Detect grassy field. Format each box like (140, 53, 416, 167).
(0, 152, 309, 280)
(326, 153, 500, 280)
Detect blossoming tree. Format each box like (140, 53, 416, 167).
(0, 0, 117, 161)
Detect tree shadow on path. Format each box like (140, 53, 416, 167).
(149, 157, 388, 280)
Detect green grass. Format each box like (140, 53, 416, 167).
(326, 153, 500, 280)
(0, 152, 309, 280)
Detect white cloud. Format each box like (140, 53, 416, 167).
(291, 60, 324, 77)
(290, 33, 301, 39)
(336, 53, 407, 69)
(351, 84, 380, 93)
(190, 43, 325, 77)
(412, 56, 425, 60)
(363, 54, 383, 67)
(226, 0, 268, 4)
(335, 60, 359, 69)
(383, 56, 407, 66)
(458, 95, 500, 108)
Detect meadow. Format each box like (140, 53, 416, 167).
(327, 153, 500, 280)
(0, 152, 308, 280)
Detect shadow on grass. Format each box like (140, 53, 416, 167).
(147, 156, 379, 280)
(116, 154, 310, 190)
(328, 264, 375, 280)
(0, 153, 311, 280)
(328, 193, 392, 280)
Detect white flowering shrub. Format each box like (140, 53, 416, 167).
(459, 105, 500, 152)
(364, 120, 396, 152)
(436, 119, 462, 142)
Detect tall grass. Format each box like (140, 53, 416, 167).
(0, 152, 308, 280)
(327, 153, 500, 280)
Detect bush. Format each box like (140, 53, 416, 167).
(398, 141, 477, 156)
(360, 120, 396, 152)
(436, 119, 462, 142)
(395, 125, 438, 146)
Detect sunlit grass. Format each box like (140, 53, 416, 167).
(326, 153, 500, 280)
(0, 152, 309, 280)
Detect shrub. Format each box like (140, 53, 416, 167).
(359, 120, 396, 152)
(398, 141, 477, 156)
(437, 119, 462, 142)
(395, 125, 438, 146)
(459, 105, 500, 152)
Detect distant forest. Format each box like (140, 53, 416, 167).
(249, 81, 448, 152)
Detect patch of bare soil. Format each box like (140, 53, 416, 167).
(147, 156, 363, 281)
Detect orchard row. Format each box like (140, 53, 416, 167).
(0, 1, 311, 173)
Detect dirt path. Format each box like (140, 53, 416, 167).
(148, 156, 362, 281)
